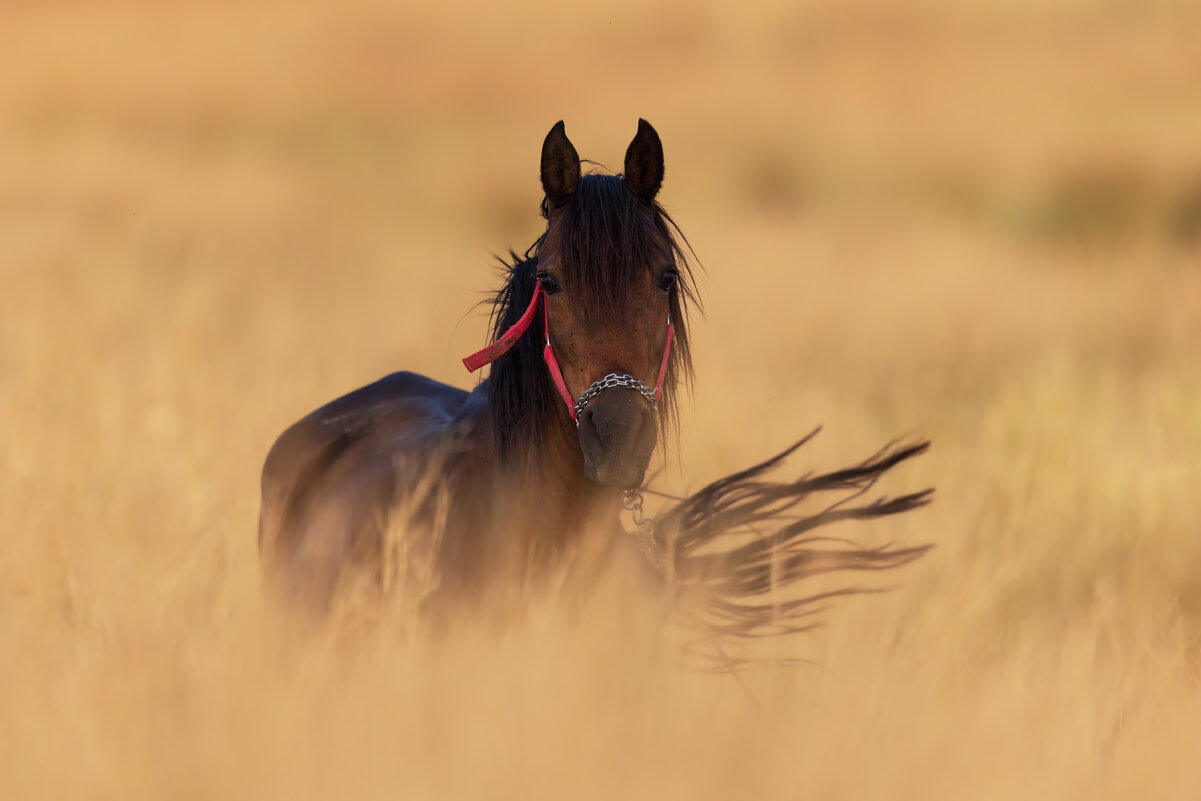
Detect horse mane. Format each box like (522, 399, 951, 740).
(656, 429, 934, 670)
(483, 172, 700, 468)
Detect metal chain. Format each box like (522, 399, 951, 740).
(621, 488, 665, 570)
(574, 373, 658, 421)
(621, 488, 653, 530)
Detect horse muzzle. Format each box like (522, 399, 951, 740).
(577, 391, 657, 488)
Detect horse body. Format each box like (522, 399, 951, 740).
(258, 367, 624, 611)
(259, 120, 685, 611)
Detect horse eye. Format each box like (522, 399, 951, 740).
(658, 270, 678, 292)
(537, 273, 560, 295)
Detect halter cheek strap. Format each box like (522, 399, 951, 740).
(539, 294, 579, 417)
(461, 279, 674, 422)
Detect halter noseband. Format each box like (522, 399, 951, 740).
(462, 277, 674, 424)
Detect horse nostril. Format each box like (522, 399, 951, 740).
(636, 405, 657, 454)
(577, 407, 604, 464)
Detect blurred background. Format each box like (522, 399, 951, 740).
(2, 0, 1200, 798)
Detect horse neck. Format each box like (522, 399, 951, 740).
(478, 396, 616, 536)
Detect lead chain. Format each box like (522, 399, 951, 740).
(621, 488, 665, 570)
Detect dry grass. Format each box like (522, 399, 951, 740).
(3, 0, 1201, 797)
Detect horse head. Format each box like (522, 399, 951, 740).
(535, 120, 684, 487)
(465, 120, 695, 490)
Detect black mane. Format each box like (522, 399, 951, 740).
(482, 172, 700, 467)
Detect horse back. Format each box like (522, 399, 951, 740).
(258, 371, 474, 608)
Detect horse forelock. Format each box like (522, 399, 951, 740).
(546, 174, 662, 316)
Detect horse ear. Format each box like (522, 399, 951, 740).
(624, 118, 664, 203)
(541, 121, 580, 207)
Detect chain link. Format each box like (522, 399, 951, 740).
(621, 488, 653, 530)
(621, 488, 664, 570)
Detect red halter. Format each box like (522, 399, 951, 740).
(462, 280, 674, 422)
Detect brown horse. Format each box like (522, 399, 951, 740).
(259, 120, 932, 635)
(259, 120, 696, 612)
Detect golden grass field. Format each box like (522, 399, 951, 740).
(3, 0, 1201, 797)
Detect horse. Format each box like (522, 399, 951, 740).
(258, 120, 933, 638)
(259, 120, 697, 613)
